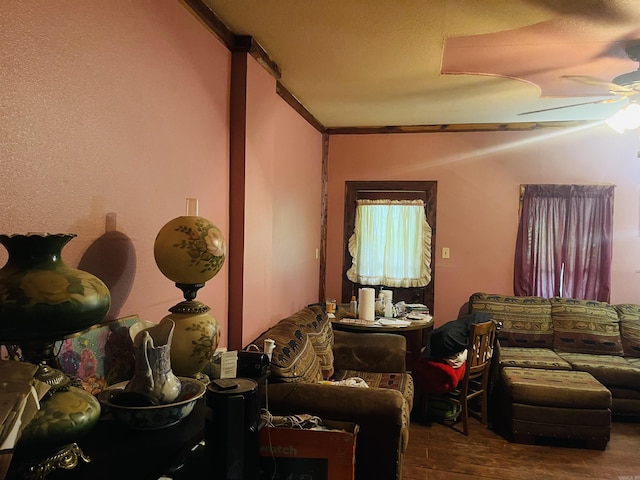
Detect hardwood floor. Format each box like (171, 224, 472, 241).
(403, 416, 640, 480)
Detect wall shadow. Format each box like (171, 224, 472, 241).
(78, 213, 136, 320)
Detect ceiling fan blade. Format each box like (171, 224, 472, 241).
(562, 75, 634, 95)
(518, 98, 622, 115)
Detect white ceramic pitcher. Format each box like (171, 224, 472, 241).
(125, 317, 182, 404)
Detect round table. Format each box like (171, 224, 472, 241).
(331, 314, 433, 370)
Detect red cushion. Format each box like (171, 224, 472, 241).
(412, 358, 466, 394)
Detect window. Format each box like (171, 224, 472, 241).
(514, 184, 614, 301)
(341, 181, 437, 310)
(346, 199, 432, 288)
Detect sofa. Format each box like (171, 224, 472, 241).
(468, 292, 640, 419)
(246, 304, 414, 480)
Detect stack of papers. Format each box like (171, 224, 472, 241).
(339, 318, 376, 326)
(377, 318, 411, 327)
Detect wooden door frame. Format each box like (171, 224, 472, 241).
(341, 180, 437, 314)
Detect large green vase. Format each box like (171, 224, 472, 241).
(0, 233, 111, 364)
(17, 365, 102, 450)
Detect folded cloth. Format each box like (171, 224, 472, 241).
(444, 349, 467, 369)
(412, 358, 466, 394)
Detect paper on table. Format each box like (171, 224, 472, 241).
(406, 313, 433, 324)
(339, 318, 377, 326)
(378, 319, 411, 327)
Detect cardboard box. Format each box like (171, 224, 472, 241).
(259, 420, 358, 480)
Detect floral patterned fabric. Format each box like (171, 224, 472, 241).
(56, 315, 139, 394)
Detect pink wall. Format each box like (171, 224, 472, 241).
(9, 1, 635, 349)
(242, 57, 323, 346)
(3, 1, 324, 351)
(2, 1, 231, 344)
(326, 125, 640, 327)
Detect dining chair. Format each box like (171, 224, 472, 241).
(447, 319, 498, 435)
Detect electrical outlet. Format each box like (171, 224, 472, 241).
(442, 247, 450, 259)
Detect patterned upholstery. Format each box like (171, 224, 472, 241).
(550, 298, 624, 355)
(498, 346, 572, 370)
(332, 369, 414, 411)
(557, 352, 640, 389)
(469, 293, 640, 418)
(253, 319, 323, 383)
(614, 304, 640, 357)
(247, 306, 412, 480)
(502, 367, 611, 409)
(287, 306, 335, 379)
(469, 292, 553, 348)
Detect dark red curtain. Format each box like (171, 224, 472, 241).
(514, 184, 614, 301)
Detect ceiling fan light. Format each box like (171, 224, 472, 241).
(606, 103, 640, 133)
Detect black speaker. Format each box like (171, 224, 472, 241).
(237, 351, 270, 378)
(205, 378, 261, 480)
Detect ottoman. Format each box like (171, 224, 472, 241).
(501, 367, 611, 450)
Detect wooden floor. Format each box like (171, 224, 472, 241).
(403, 415, 640, 480)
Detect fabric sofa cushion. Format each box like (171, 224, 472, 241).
(551, 298, 624, 355)
(501, 367, 611, 409)
(498, 346, 572, 370)
(332, 369, 414, 411)
(557, 352, 640, 389)
(289, 305, 335, 379)
(254, 319, 323, 383)
(613, 304, 640, 357)
(469, 292, 553, 348)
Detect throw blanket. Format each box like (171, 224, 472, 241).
(412, 358, 466, 394)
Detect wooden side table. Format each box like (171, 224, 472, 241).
(332, 311, 433, 371)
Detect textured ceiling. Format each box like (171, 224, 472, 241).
(203, 0, 640, 128)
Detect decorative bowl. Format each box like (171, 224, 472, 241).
(97, 376, 206, 430)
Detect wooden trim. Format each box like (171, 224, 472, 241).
(182, 2, 593, 138)
(180, 0, 235, 49)
(326, 121, 590, 135)
(342, 181, 437, 315)
(249, 40, 281, 79)
(228, 50, 248, 351)
(276, 81, 326, 133)
(319, 133, 329, 303)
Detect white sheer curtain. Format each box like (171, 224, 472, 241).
(346, 199, 432, 287)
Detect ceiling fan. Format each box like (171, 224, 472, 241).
(518, 40, 640, 120)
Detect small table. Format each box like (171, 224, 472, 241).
(332, 313, 434, 370)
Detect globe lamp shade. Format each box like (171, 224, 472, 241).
(153, 216, 226, 286)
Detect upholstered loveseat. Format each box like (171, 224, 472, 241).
(246, 304, 414, 480)
(468, 292, 640, 417)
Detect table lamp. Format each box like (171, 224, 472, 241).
(153, 198, 226, 378)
